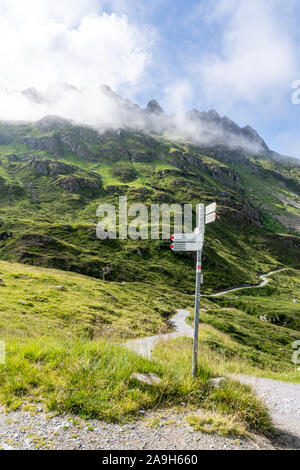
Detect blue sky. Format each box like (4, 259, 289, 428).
(0, 0, 299, 157)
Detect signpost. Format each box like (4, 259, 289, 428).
(170, 202, 217, 377)
(206, 202, 217, 216)
(170, 233, 203, 252)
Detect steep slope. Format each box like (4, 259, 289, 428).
(0, 111, 299, 430)
(0, 117, 299, 297)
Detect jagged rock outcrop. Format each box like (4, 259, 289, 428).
(27, 158, 76, 177)
(22, 87, 45, 104)
(186, 109, 269, 153)
(56, 175, 101, 195)
(220, 202, 263, 226)
(146, 99, 164, 115)
(105, 185, 129, 195)
(20, 132, 90, 158)
(21, 233, 54, 245)
(25, 158, 102, 195)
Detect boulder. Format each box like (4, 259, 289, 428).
(208, 377, 226, 387)
(130, 372, 161, 386)
(28, 158, 76, 177)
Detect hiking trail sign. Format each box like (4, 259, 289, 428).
(170, 203, 217, 377)
(170, 233, 203, 252)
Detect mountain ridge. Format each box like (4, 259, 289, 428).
(0, 82, 284, 157)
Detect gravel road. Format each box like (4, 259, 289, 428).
(124, 269, 290, 359)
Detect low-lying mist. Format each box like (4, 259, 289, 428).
(0, 82, 268, 154)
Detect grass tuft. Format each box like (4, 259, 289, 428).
(187, 411, 247, 437)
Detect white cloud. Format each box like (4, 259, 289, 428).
(195, 0, 299, 111)
(0, 0, 100, 28)
(0, 1, 152, 91)
(163, 80, 194, 113)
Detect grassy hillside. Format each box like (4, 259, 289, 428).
(212, 269, 300, 331)
(0, 260, 298, 433)
(0, 260, 191, 340)
(0, 119, 299, 434)
(0, 121, 299, 295)
(0, 260, 272, 435)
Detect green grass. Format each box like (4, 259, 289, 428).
(0, 336, 194, 421)
(0, 329, 271, 432)
(185, 270, 300, 383)
(187, 410, 247, 437)
(0, 260, 194, 340)
(0, 122, 299, 433)
(152, 337, 271, 433)
(213, 270, 300, 330)
(0, 260, 271, 432)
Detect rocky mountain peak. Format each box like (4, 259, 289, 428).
(207, 109, 220, 121)
(185, 107, 269, 153)
(146, 99, 164, 114)
(242, 125, 269, 152)
(19, 82, 270, 155)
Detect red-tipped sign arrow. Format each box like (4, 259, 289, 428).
(206, 202, 217, 215)
(205, 212, 217, 224)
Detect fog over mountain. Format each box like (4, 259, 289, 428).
(0, 82, 271, 155)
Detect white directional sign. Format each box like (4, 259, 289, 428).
(170, 233, 203, 252)
(205, 212, 217, 224)
(205, 202, 217, 224)
(171, 242, 203, 252)
(171, 233, 200, 241)
(194, 202, 217, 231)
(206, 202, 217, 215)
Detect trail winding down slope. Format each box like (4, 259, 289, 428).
(124, 269, 288, 357)
(208, 268, 288, 297)
(124, 269, 300, 447)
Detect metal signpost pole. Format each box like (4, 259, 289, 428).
(192, 248, 202, 377)
(170, 202, 216, 378)
(192, 204, 205, 377)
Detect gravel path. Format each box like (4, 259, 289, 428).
(124, 269, 288, 358)
(208, 268, 288, 297)
(124, 309, 193, 358)
(123, 269, 300, 448)
(0, 406, 275, 450)
(231, 375, 300, 448)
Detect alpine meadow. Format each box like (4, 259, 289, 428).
(0, 0, 300, 453)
